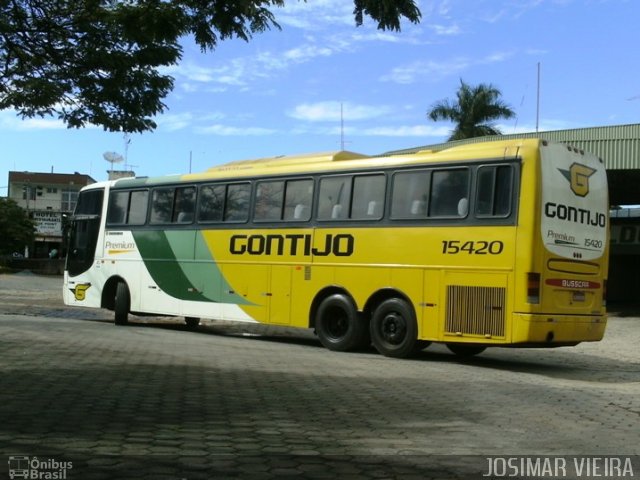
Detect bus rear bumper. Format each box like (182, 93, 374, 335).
(511, 313, 607, 345)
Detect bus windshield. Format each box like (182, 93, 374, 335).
(66, 188, 104, 277)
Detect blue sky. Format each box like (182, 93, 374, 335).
(1, 0, 639, 192)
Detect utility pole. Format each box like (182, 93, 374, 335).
(536, 62, 541, 133)
(340, 103, 345, 151)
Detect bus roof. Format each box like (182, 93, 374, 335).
(106, 138, 545, 189)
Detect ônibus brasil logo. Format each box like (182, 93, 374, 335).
(8, 455, 73, 479)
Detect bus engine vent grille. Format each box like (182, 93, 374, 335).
(445, 285, 506, 337)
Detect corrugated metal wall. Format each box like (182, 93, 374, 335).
(386, 123, 640, 170)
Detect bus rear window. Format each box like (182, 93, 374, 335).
(476, 165, 513, 217)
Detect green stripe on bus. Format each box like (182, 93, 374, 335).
(132, 230, 250, 305)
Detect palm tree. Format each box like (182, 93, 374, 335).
(427, 79, 516, 141)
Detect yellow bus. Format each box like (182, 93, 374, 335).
(63, 138, 609, 358)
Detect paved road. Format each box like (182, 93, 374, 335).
(1, 273, 639, 479)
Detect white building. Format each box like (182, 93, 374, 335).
(7, 171, 95, 258)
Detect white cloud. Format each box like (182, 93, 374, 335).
(166, 60, 247, 87)
(381, 58, 471, 84)
(195, 124, 277, 136)
(359, 125, 451, 137)
(0, 110, 66, 131)
(428, 23, 461, 36)
(288, 101, 393, 122)
(497, 119, 583, 135)
(481, 51, 515, 63)
(167, 0, 431, 93)
(381, 51, 514, 84)
(276, 1, 355, 30)
(283, 44, 335, 62)
(156, 111, 227, 132)
(169, 36, 353, 92)
(290, 122, 451, 138)
(157, 113, 194, 132)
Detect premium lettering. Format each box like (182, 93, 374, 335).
(230, 233, 354, 257)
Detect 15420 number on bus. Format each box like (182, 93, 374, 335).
(441, 240, 504, 255)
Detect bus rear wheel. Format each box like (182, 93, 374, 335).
(446, 343, 486, 357)
(370, 298, 418, 358)
(315, 293, 368, 352)
(114, 281, 130, 326)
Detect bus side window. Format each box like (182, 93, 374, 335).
(351, 174, 385, 220)
(198, 184, 225, 222)
(254, 180, 285, 221)
(284, 179, 313, 221)
(173, 186, 196, 223)
(429, 169, 469, 217)
(150, 187, 175, 224)
(318, 176, 351, 221)
(476, 165, 513, 217)
(391, 170, 430, 219)
(224, 183, 250, 222)
(107, 190, 149, 225)
(107, 191, 129, 225)
(128, 190, 149, 225)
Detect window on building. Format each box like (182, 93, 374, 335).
(61, 189, 79, 212)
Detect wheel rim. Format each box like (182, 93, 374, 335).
(325, 307, 349, 340)
(380, 311, 407, 345)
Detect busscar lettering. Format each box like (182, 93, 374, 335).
(544, 202, 606, 228)
(230, 233, 354, 257)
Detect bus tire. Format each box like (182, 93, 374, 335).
(315, 293, 368, 352)
(185, 317, 200, 328)
(446, 343, 486, 357)
(370, 298, 418, 358)
(114, 281, 130, 326)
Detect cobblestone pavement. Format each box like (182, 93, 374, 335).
(1, 273, 639, 479)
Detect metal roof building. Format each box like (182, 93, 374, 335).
(386, 123, 640, 206)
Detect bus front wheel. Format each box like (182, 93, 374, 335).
(315, 293, 368, 352)
(370, 298, 418, 358)
(114, 281, 130, 326)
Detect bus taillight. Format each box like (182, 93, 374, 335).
(527, 272, 540, 304)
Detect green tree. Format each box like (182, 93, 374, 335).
(0, 0, 421, 133)
(427, 79, 516, 141)
(0, 198, 35, 255)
